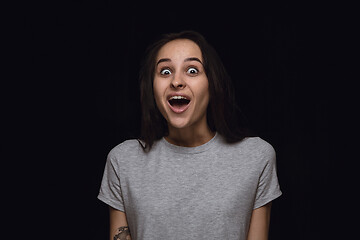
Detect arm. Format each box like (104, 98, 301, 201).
(109, 207, 132, 240)
(247, 202, 272, 240)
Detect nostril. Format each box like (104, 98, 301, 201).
(171, 83, 184, 89)
(171, 78, 186, 89)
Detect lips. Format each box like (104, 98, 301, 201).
(167, 93, 191, 114)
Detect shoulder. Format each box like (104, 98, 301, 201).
(220, 136, 276, 165)
(242, 137, 277, 170)
(221, 136, 274, 154)
(107, 139, 145, 163)
(241, 137, 276, 157)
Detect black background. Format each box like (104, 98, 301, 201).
(15, 1, 352, 239)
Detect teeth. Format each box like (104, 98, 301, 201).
(169, 96, 187, 100)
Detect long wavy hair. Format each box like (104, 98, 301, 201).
(138, 30, 254, 151)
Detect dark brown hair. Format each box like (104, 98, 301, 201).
(139, 30, 254, 151)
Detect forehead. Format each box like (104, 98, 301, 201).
(156, 39, 203, 62)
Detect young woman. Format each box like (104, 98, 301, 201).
(98, 31, 282, 240)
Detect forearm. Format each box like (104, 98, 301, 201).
(247, 202, 272, 240)
(109, 207, 131, 240)
(112, 226, 131, 240)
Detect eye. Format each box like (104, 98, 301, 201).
(160, 68, 172, 75)
(187, 67, 198, 75)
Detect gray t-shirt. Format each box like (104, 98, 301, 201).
(98, 133, 282, 240)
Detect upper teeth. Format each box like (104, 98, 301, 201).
(170, 96, 187, 100)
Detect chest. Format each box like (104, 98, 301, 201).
(122, 152, 260, 220)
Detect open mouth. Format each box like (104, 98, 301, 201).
(167, 96, 191, 113)
(168, 96, 190, 107)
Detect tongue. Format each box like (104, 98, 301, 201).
(171, 103, 188, 112)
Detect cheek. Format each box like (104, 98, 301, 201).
(195, 78, 210, 107)
(153, 78, 166, 109)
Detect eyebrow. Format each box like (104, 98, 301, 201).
(156, 57, 203, 65)
(156, 58, 171, 65)
(185, 57, 203, 65)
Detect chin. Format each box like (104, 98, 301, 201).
(167, 117, 191, 129)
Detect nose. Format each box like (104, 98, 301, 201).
(170, 74, 186, 89)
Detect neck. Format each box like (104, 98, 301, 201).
(165, 124, 215, 147)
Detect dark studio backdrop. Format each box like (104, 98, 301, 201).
(18, 1, 349, 239)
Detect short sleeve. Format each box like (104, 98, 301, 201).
(97, 153, 125, 212)
(253, 144, 282, 209)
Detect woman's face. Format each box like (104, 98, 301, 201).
(153, 39, 210, 131)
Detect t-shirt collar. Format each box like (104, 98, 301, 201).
(161, 132, 218, 154)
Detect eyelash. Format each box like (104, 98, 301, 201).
(187, 67, 198, 75)
(159, 67, 199, 76)
(160, 68, 172, 75)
